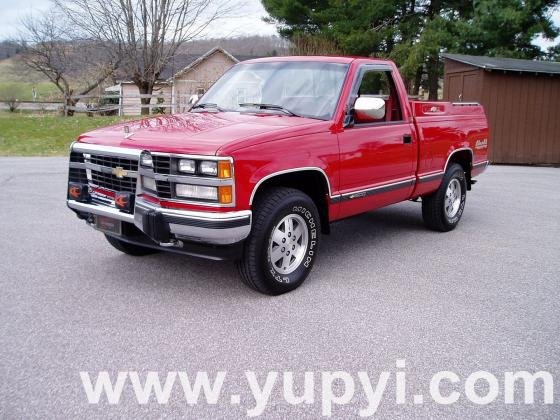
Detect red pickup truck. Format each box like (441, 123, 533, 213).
(67, 56, 489, 294)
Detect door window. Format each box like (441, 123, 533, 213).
(351, 69, 403, 123)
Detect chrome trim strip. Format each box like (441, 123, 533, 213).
(418, 171, 444, 179)
(150, 151, 233, 162)
(154, 197, 235, 208)
(157, 173, 232, 186)
(337, 177, 416, 202)
(473, 160, 489, 169)
(444, 147, 473, 174)
(418, 171, 444, 183)
(249, 167, 333, 205)
(69, 161, 138, 178)
(67, 200, 134, 222)
(72, 143, 142, 159)
(135, 199, 251, 220)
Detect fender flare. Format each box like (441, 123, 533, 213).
(249, 167, 333, 205)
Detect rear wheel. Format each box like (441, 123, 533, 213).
(237, 187, 320, 295)
(422, 163, 467, 232)
(105, 234, 159, 256)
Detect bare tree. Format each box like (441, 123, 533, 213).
(0, 85, 21, 112)
(55, 0, 235, 115)
(19, 11, 119, 116)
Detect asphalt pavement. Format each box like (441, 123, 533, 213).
(0, 157, 559, 418)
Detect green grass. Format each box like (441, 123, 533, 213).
(0, 58, 61, 101)
(0, 81, 60, 101)
(0, 113, 133, 156)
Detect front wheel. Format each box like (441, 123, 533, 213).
(237, 187, 320, 295)
(421, 163, 467, 232)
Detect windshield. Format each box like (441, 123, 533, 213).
(197, 61, 349, 120)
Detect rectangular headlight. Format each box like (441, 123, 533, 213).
(199, 161, 218, 176)
(178, 159, 196, 174)
(142, 176, 157, 192)
(176, 184, 217, 201)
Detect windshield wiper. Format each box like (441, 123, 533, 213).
(238, 103, 302, 117)
(192, 103, 226, 112)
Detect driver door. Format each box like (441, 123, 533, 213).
(337, 65, 416, 217)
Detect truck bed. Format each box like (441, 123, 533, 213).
(409, 100, 489, 197)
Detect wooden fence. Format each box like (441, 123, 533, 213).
(0, 92, 196, 116)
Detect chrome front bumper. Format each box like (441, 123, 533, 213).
(67, 198, 252, 245)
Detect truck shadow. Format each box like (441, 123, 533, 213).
(322, 202, 425, 253)
(110, 202, 426, 295)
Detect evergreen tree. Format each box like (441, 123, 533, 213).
(262, 0, 560, 99)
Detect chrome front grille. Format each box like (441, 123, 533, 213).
(89, 155, 138, 172)
(155, 180, 172, 198)
(68, 167, 87, 184)
(152, 155, 171, 174)
(86, 154, 138, 193)
(68, 148, 140, 195)
(90, 171, 137, 193)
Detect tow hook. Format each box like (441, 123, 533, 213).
(159, 240, 183, 248)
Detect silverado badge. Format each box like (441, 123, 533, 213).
(112, 166, 128, 179)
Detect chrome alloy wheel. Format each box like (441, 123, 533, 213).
(445, 178, 462, 218)
(268, 214, 309, 275)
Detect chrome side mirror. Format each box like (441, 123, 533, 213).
(354, 96, 386, 122)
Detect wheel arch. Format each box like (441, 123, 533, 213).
(445, 148, 473, 190)
(250, 168, 332, 234)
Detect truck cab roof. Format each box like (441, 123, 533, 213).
(241, 55, 395, 66)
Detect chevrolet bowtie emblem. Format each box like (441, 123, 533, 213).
(112, 166, 128, 179)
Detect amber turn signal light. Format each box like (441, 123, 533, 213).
(218, 185, 233, 204)
(217, 161, 232, 179)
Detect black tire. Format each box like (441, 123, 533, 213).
(237, 187, 321, 295)
(105, 234, 159, 256)
(422, 163, 467, 232)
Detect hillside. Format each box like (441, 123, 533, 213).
(0, 57, 60, 101)
(0, 35, 289, 102)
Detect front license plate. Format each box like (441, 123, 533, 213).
(95, 215, 122, 235)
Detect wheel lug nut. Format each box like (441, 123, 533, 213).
(281, 247, 285, 252)
(282, 238, 286, 243)
(292, 245, 295, 250)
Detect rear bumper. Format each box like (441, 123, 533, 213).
(67, 198, 252, 257)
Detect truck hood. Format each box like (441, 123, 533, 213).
(77, 112, 329, 155)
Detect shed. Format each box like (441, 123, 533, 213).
(442, 53, 560, 165)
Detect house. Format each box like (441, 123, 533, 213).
(442, 53, 560, 165)
(170, 47, 240, 113)
(107, 47, 259, 116)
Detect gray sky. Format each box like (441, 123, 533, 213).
(0, 0, 558, 51)
(0, 0, 279, 40)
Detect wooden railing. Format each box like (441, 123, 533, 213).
(0, 92, 196, 115)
